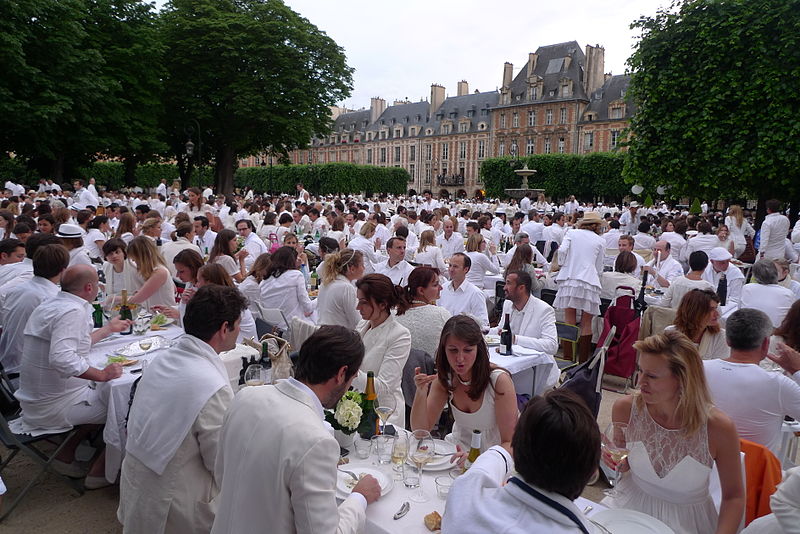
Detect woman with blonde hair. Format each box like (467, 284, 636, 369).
(140, 217, 162, 245)
(464, 233, 500, 289)
(724, 204, 754, 259)
(347, 221, 379, 274)
(414, 229, 447, 274)
(669, 288, 729, 360)
(317, 248, 364, 329)
(126, 236, 177, 309)
(554, 212, 606, 362)
(603, 330, 744, 534)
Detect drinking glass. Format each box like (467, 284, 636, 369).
(244, 364, 266, 386)
(408, 429, 434, 502)
(371, 434, 395, 465)
(390, 432, 408, 480)
(374, 386, 396, 435)
(353, 437, 372, 459)
(435, 476, 453, 499)
(601, 422, 629, 497)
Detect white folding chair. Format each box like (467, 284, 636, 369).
(254, 304, 291, 339)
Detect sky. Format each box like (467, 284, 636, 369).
(155, 0, 671, 109)
(281, 0, 670, 109)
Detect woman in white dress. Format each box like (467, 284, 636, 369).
(208, 229, 248, 283)
(237, 253, 271, 315)
(126, 236, 177, 310)
(182, 187, 214, 217)
(715, 224, 735, 257)
(326, 216, 347, 250)
(410, 315, 518, 459)
(395, 266, 451, 358)
(195, 263, 258, 342)
(414, 230, 447, 275)
(114, 212, 137, 245)
(464, 233, 500, 289)
(352, 273, 412, 428)
(669, 288, 729, 360)
(101, 238, 132, 298)
(347, 222, 380, 274)
(317, 248, 363, 330)
(85, 215, 109, 261)
(554, 212, 606, 362)
(153, 248, 205, 322)
(725, 205, 754, 259)
(259, 245, 314, 323)
(603, 330, 744, 534)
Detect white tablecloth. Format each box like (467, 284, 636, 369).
(490, 346, 556, 397)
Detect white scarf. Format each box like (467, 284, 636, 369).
(125, 334, 230, 475)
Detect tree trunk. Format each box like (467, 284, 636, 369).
(754, 197, 767, 230)
(123, 157, 138, 188)
(215, 146, 236, 194)
(53, 153, 65, 181)
(789, 199, 800, 228)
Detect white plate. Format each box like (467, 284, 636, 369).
(336, 467, 392, 498)
(150, 317, 175, 328)
(591, 509, 675, 534)
(407, 438, 457, 471)
(114, 336, 168, 357)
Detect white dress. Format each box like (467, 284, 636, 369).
(394, 304, 451, 358)
(603, 400, 717, 534)
(129, 266, 177, 309)
(448, 369, 507, 453)
(554, 229, 605, 315)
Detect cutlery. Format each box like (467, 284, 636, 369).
(589, 518, 613, 534)
(583, 505, 593, 514)
(393, 501, 410, 520)
(337, 467, 359, 482)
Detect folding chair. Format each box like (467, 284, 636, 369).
(254, 304, 291, 340)
(493, 280, 506, 318)
(540, 288, 557, 307)
(555, 322, 580, 365)
(0, 369, 84, 521)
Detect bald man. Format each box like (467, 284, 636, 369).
(642, 240, 684, 289)
(15, 264, 131, 488)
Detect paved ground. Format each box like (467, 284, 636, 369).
(0, 386, 625, 533)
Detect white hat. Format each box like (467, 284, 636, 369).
(629, 201, 640, 208)
(495, 208, 506, 215)
(709, 247, 732, 261)
(55, 223, 82, 239)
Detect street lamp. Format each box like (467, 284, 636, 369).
(185, 119, 202, 184)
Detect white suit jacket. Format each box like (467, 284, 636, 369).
(211, 380, 366, 534)
(501, 297, 558, 356)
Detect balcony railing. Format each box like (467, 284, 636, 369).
(436, 174, 465, 186)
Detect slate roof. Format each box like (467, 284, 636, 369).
(504, 41, 590, 105)
(422, 91, 499, 137)
(581, 74, 635, 122)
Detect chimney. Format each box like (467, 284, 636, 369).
(430, 84, 445, 115)
(457, 80, 469, 96)
(604, 73, 612, 82)
(583, 44, 606, 95)
(369, 97, 386, 124)
(526, 53, 538, 79)
(502, 62, 513, 88)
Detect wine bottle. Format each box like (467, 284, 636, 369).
(358, 371, 379, 438)
(119, 289, 133, 335)
(500, 313, 512, 355)
(464, 429, 482, 470)
(310, 269, 318, 290)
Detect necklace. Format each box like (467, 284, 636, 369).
(456, 374, 471, 386)
(411, 300, 429, 306)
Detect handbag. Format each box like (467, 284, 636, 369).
(739, 235, 756, 264)
(558, 326, 612, 417)
(260, 333, 293, 383)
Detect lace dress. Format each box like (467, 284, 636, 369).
(602, 400, 718, 534)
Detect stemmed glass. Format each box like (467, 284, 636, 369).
(390, 432, 408, 480)
(374, 388, 396, 435)
(244, 364, 266, 386)
(601, 422, 629, 497)
(408, 430, 434, 503)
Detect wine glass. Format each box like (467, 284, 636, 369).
(601, 422, 629, 497)
(408, 430, 434, 503)
(374, 391, 396, 435)
(244, 364, 266, 386)
(138, 338, 153, 354)
(390, 432, 408, 480)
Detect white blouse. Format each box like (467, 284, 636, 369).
(316, 275, 360, 330)
(259, 270, 313, 322)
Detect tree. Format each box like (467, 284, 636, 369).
(161, 0, 353, 193)
(624, 0, 800, 219)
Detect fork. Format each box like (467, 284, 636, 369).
(588, 518, 613, 534)
(337, 467, 359, 482)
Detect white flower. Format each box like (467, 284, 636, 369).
(334, 398, 363, 431)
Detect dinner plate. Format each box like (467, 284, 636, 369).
(150, 317, 175, 329)
(114, 336, 168, 357)
(407, 438, 458, 471)
(335, 467, 392, 498)
(591, 509, 675, 534)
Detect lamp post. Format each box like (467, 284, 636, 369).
(184, 119, 202, 184)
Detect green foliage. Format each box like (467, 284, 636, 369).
(644, 194, 654, 208)
(235, 164, 408, 195)
(690, 198, 702, 215)
(0, 156, 38, 185)
(479, 153, 627, 200)
(161, 0, 354, 192)
(76, 162, 213, 189)
(625, 0, 800, 201)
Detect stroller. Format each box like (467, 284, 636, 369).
(597, 281, 647, 391)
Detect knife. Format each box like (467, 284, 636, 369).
(393, 501, 410, 520)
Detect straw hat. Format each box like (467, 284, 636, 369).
(576, 211, 604, 228)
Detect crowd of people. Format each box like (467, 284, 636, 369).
(1, 176, 800, 533)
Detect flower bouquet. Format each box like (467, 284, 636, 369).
(235, 235, 245, 252)
(325, 390, 364, 435)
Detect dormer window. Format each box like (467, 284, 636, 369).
(394, 128, 403, 138)
(458, 121, 469, 133)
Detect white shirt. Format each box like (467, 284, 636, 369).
(634, 232, 656, 250)
(520, 220, 544, 243)
(84, 228, 106, 260)
(683, 233, 721, 262)
(619, 210, 638, 235)
(704, 359, 800, 457)
(660, 276, 714, 308)
(465, 251, 500, 289)
(0, 277, 60, 374)
(259, 270, 313, 322)
(16, 292, 95, 431)
(659, 231, 687, 261)
(603, 228, 622, 249)
(194, 229, 217, 254)
(760, 212, 791, 259)
(739, 283, 796, 328)
(502, 296, 558, 358)
(645, 255, 684, 289)
(542, 223, 566, 245)
(316, 275, 360, 330)
(0, 258, 34, 308)
(242, 232, 269, 270)
(701, 263, 746, 303)
(348, 235, 379, 274)
(436, 232, 465, 259)
(373, 259, 414, 286)
(437, 279, 489, 329)
(68, 246, 93, 267)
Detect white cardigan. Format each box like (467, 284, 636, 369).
(554, 228, 605, 288)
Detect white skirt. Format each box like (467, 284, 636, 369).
(553, 279, 601, 315)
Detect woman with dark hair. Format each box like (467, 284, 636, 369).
(85, 215, 109, 261)
(773, 300, 800, 353)
(183, 186, 213, 216)
(154, 248, 205, 321)
(395, 266, 451, 358)
(195, 263, 257, 342)
(209, 228, 248, 283)
(114, 212, 138, 245)
(259, 246, 313, 322)
(101, 238, 131, 298)
(601, 250, 642, 300)
(353, 273, 412, 428)
(37, 213, 56, 234)
(669, 288, 729, 360)
(411, 315, 517, 459)
(238, 253, 271, 315)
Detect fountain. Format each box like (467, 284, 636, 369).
(504, 164, 544, 200)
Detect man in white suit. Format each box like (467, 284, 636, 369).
(212, 326, 380, 534)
